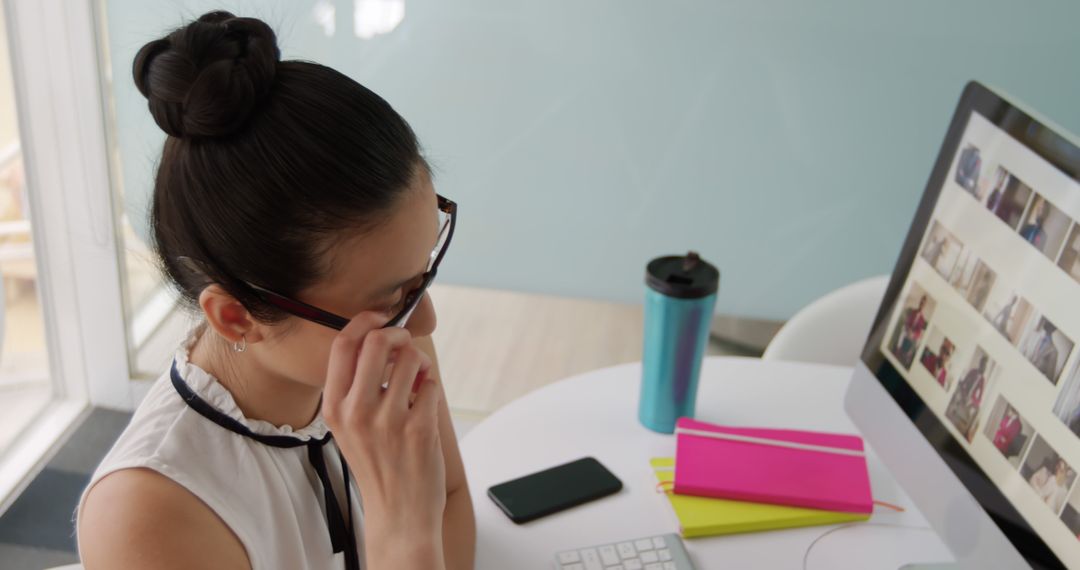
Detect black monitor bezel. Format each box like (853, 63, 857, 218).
(861, 80, 1078, 570)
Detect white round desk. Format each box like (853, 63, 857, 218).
(460, 356, 953, 569)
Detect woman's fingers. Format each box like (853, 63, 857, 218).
(347, 326, 413, 408)
(385, 345, 430, 413)
(409, 376, 442, 429)
(324, 312, 387, 412)
(325, 314, 438, 440)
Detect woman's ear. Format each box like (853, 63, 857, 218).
(198, 284, 266, 344)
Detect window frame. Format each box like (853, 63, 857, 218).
(0, 0, 130, 513)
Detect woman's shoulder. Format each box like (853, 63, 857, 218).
(94, 371, 201, 467)
(83, 364, 279, 510)
(79, 467, 250, 569)
(77, 369, 254, 568)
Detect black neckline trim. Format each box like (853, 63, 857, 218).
(169, 359, 331, 448)
(168, 358, 360, 570)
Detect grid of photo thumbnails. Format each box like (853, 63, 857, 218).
(888, 140, 1080, 541)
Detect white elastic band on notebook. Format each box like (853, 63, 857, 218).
(675, 427, 865, 458)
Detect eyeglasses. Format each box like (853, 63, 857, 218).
(180, 194, 457, 332)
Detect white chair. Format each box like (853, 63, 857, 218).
(44, 565, 83, 570)
(762, 275, 890, 367)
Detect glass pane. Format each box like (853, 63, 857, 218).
(0, 0, 53, 455)
(98, 8, 198, 380)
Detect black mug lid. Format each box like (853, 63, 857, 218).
(646, 251, 720, 299)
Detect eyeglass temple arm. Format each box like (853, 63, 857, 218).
(246, 281, 351, 331)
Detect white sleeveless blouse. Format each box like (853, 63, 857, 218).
(77, 325, 366, 570)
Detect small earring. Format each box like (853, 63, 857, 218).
(233, 335, 247, 353)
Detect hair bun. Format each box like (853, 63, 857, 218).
(133, 11, 280, 139)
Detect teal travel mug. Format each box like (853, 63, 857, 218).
(639, 251, 720, 434)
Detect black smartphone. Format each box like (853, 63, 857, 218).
(487, 457, 623, 524)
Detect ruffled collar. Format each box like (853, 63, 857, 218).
(172, 324, 330, 442)
(172, 327, 358, 568)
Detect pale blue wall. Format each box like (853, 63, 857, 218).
(103, 0, 1080, 320)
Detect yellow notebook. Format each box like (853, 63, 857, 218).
(651, 457, 868, 538)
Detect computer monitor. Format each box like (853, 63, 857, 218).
(845, 81, 1080, 569)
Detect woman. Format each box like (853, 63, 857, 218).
(991, 295, 1016, 337)
(992, 406, 1022, 456)
(934, 343, 952, 389)
(947, 356, 987, 439)
(1020, 198, 1048, 248)
(1029, 458, 1071, 514)
(76, 12, 475, 570)
(895, 295, 928, 366)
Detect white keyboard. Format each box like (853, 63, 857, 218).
(554, 532, 696, 570)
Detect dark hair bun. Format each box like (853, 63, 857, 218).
(133, 11, 280, 138)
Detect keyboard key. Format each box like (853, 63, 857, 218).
(555, 533, 694, 570)
(599, 545, 620, 565)
(581, 548, 603, 570)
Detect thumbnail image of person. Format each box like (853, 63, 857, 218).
(951, 256, 995, 312)
(966, 266, 995, 313)
(1059, 486, 1080, 539)
(923, 233, 949, 268)
(1021, 436, 1077, 515)
(920, 221, 962, 279)
(982, 291, 1033, 346)
(1028, 319, 1059, 379)
(1063, 405, 1080, 439)
(1021, 317, 1074, 384)
(954, 143, 981, 192)
(1020, 196, 1049, 248)
(889, 293, 932, 370)
(1058, 224, 1080, 283)
(977, 165, 1010, 204)
(992, 404, 1023, 455)
(945, 352, 993, 441)
(920, 336, 954, 389)
(984, 167, 1013, 212)
(1029, 457, 1075, 515)
(981, 397, 1034, 467)
(1025, 195, 1073, 261)
(947, 249, 972, 289)
(987, 175, 1034, 230)
(991, 296, 1016, 334)
(1052, 361, 1080, 437)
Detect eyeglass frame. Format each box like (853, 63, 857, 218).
(181, 194, 457, 332)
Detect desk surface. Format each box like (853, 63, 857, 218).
(460, 356, 954, 569)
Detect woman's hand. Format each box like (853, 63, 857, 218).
(322, 313, 447, 568)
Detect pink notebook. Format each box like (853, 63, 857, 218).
(673, 417, 873, 514)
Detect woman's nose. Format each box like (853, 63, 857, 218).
(405, 293, 437, 337)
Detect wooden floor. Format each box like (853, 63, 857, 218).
(427, 284, 741, 417)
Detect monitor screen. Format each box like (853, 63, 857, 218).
(863, 82, 1080, 569)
